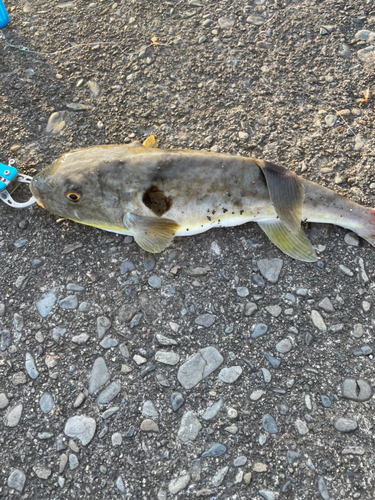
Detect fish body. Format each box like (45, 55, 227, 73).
(30, 142, 375, 261)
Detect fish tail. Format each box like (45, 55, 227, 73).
(350, 207, 375, 247)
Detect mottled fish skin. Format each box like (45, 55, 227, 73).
(30, 143, 375, 260)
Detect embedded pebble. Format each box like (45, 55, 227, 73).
(0, 393, 9, 409)
(202, 399, 223, 420)
(155, 351, 180, 365)
(342, 446, 365, 455)
(287, 450, 302, 464)
(261, 367, 272, 383)
(7, 469, 26, 493)
(244, 302, 257, 316)
(251, 323, 268, 339)
(112, 432, 122, 446)
(143, 257, 156, 271)
(72, 333, 89, 344)
(59, 295, 78, 309)
(318, 297, 334, 313)
(275, 339, 292, 353)
(155, 333, 178, 346)
(320, 395, 331, 408)
(259, 490, 276, 500)
(52, 327, 66, 343)
(211, 465, 229, 486)
(140, 419, 159, 432)
(201, 442, 227, 458)
(97, 316, 111, 339)
(341, 378, 372, 401)
(171, 392, 185, 411)
(257, 259, 283, 283)
(177, 346, 223, 389)
(142, 400, 159, 418)
(4, 403, 23, 427)
(148, 275, 162, 289)
(116, 475, 126, 492)
(264, 352, 280, 369)
(338, 43, 351, 58)
(311, 310, 327, 331)
(34, 466, 52, 479)
(178, 411, 202, 442)
(265, 305, 281, 317)
(25, 352, 39, 379)
(195, 314, 215, 327)
(344, 232, 359, 246)
(88, 357, 110, 394)
(318, 476, 330, 500)
(87, 80, 101, 98)
(325, 115, 337, 127)
(97, 382, 121, 404)
(168, 474, 191, 494)
(120, 261, 135, 274)
(218, 365, 242, 383)
(253, 463, 267, 472)
(218, 17, 235, 29)
(1, 330, 10, 351)
(69, 454, 79, 470)
(64, 415, 96, 446)
(295, 419, 309, 435)
(247, 14, 264, 25)
(39, 392, 54, 414)
(250, 390, 265, 401)
(36, 290, 58, 317)
(334, 418, 357, 433)
(234, 456, 247, 467)
(99, 337, 118, 349)
(262, 414, 278, 434)
(237, 286, 249, 297)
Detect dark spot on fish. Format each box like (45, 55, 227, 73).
(241, 192, 245, 197)
(232, 212, 234, 215)
(240, 210, 244, 215)
(207, 216, 211, 221)
(223, 208, 228, 213)
(143, 185, 172, 216)
(212, 210, 216, 215)
(227, 193, 231, 197)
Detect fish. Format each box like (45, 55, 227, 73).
(30, 137, 375, 262)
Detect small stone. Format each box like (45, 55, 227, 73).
(318, 476, 330, 500)
(202, 399, 223, 420)
(59, 295, 78, 309)
(78, 302, 90, 312)
(36, 290, 58, 317)
(262, 414, 278, 434)
(201, 442, 227, 458)
(97, 382, 121, 404)
(0, 393, 9, 409)
(247, 14, 264, 25)
(237, 286, 249, 297)
(73, 392, 86, 408)
(52, 327, 66, 343)
(287, 450, 302, 464)
(238, 131, 249, 140)
(341, 378, 372, 401)
(344, 232, 359, 246)
(7, 469, 26, 493)
(168, 474, 191, 494)
(171, 392, 185, 411)
(99, 337, 118, 349)
(101, 407, 119, 419)
(64, 415, 96, 446)
(25, 352, 39, 379)
(295, 419, 309, 435)
(234, 456, 247, 467)
(218, 17, 235, 29)
(261, 367, 272, 383)
(362, 300, 371, 312)
(320, 395, 331, 408)
(155, 333, 178, 346)
(357, 45, 375, 63)
(259, 490, 276, 500)
(143, 257, 155, 271)
(72, 333, 89, 344)
(155, 351, 180, 365)
(178, 411, 202, 442)
(0, 303, 5, 316)
(253, 462, 267, 472)
(0, 330, 10, 351)
(87, 80, 101, 98)
(33, 466, 52, 479)
(338, 43, 351, 58)
(250, 390, 265, 401)
(311, 310, 327, 331)
(218, 366, 242, 383)
(195, 313, 215, 327)
(244, 302, 257, 316)
(112, 432, 122, 446)
(140, 419, 159, 432)
(264, 352, 280, 369)
(257, 259, 283, 283)
(148, 275, 162, 289)
(142, 400, 159, 419)
(265, 305, 282, 317)
(130, 313, 143, 328)
(177, 346, 223, 389)
(251, 323, 268, 339)
(334, 418, 357, 433)
(318, 297, 334, 313)
(275, 339, 292, 353)
(120, 261, 135, 274)
(116, 475, 126, 493)
(88, 357, 110, 394)
(140, 364, 155, 378)
(69, 454, 79, 470)
(342, 446, 365, 455)
(325, 115, 337, 127)
(211, 466, 228, 487)
(97, 316, 111, 339)
(39, 392, 54, 414)
(133, 354, 147, 365)
(244, 472, 252, 485)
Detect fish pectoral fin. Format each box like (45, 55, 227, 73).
(143, 135, 158, 148)
(123, 212, 179, 253)
(256, 160, 304, 234)
(258, 220, 318, 262)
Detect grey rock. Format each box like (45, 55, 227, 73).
(178, 411, 202, 442)
(72, 333, 89, 344)
(259, 490, 276, 500)
(211, 466, 229, 487)
(64, 415, 96, 446)
(287, 450, 302, 464)
(338, 43, 351, 58)
(97, 316, 111, 339)
(4, 403, 23, 427)
(97, 382, 121, 404)
(234, 455, 247, 467)
(341, 378, 372, 401)
(195, 314, 215, 327)
(297, 288, 308, 296)
(190, 459, 201, 482)
(69, 454, 79, 470)
(353, 324, 364, 338)
(13, 313, 24, 332)
(87, 80, 101, 98)
(78, 302, 90, 312)
(7, 469, 26, 493)
(320, 395, 331, 408)
(318, 297, 334, 312)
(264, 352, 280, 368)
(142, 400, 159, 418)
(36, 290, 58, 317)
(155, 351, 180, 365)
(52, 327, 66, 343)
(342, 446, 365, 455)
(275, 339, 292, 353)
(0, 330, 10, 351)
(59, 295, 78, 309)
(143, 257, 156, 271)
(202, 399, 223, 420)
(295, 419, 309, 435)
(171, 392, 185, 411)
(25, 352, 39, 379)
(148, 275, 162, 289)
(262, 414, 278, 434)
(73, 392, 86, 408)
(138, 45, 154, 60)
(251, 323, 268, 339)
(177, 346, 223, 389)
(257, 259, 283, 283)
(168, 474, 191, 494)
(116, 475, 126, 493)
(0, 393, 9, 409)
(119, 343, 130, 358)
(201, 442, 227, 458)
(34, 465, 52, 479)
(218, 17, 235, 29)
(218, 365, 242, 383)
(318, 476, 330, 500)
(39, 392, 54, 413)
(46, 111, 71, 135)
(99, 337, 118, 349)
(261, 367, 272, 382)
(334, 418, 357, 433)
(66, 283, 85, 292)
(265, 305, 282, 317)
(88, 357, 110, 394)
(311, 310, 327, 331)
(120, 261, 135, 274)
(0, 303, 5, 316)
(38, 432, 54, 439)
(281, 480, 292, 493)
(357, 45, 375, 63)
(344, 232, 359, 246)
(237, 286, 249, 297)
(130, 312, 143, 328)
(247, 14, 265, 25)
(244, 301, 257, 316)
(101, 407, 119, 419)
(155, 333, 178, 346)
(325, 115, 337, 127)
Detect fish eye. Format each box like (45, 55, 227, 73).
(66, 192, 81, 202)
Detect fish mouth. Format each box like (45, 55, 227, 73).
(30, 177, 47, 210)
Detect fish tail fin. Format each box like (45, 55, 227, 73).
(349, 207, 375, 248)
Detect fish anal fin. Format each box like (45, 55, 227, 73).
(123, 212, 179, 253)
(258, 220, 317, 262)
(143, 135, 158, 148)
(256, 160, 304, 234)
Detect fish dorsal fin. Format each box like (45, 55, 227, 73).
(256, 160, 304, 234)
(143, 135, 158, 148)
(123, 212, 179, 253)
(258, 220, 317, 262)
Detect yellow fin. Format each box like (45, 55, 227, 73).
(143, 135, 158, 148)
(258, 220, 317, 262)
(123, 212, 179, 253)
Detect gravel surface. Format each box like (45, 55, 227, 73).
(1, 0, 375, 499)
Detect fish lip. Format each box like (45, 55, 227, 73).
(30, 178, 47, 209)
